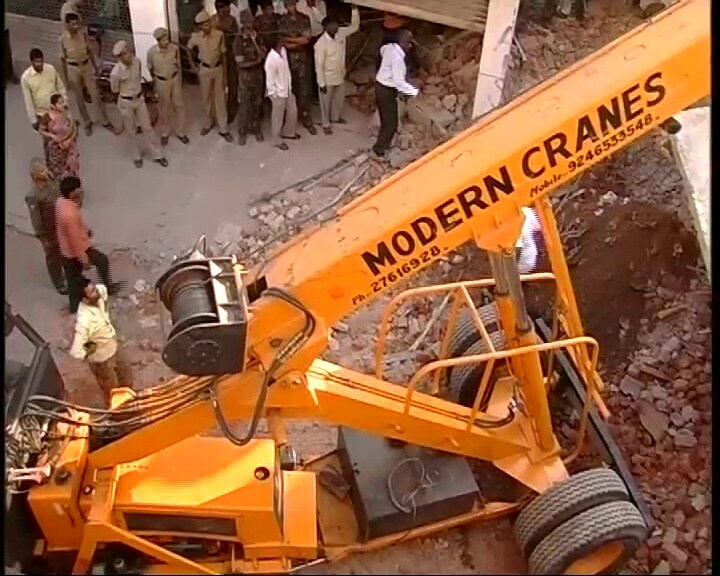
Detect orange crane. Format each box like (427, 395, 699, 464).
(5, 1, 709, 574)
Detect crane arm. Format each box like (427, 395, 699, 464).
(88, 0, 709, 468)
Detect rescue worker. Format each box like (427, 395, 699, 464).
(373, 29, 418, 158)
(278, 0, 316, 135)
(255, 0, 281, 49)
(59, 13, 110, 137)
(314, 8, 359, 134)
(147, 27, 189, 146)
(69, 278, 132, 407)
(26, 158, 67, 295)
(109, 40, 169, 168)
(213, 0, 240, 124)
(188, 10, 233, 142)
(233, 10, 266, 145)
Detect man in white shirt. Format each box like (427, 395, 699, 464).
(69, 278, 132, 406)
(264, 34, 299, 150)
(314, 7, 359, 135)
(372, 29, 418, 158)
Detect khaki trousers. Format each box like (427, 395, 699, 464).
(155, 74, 187, 138)
(89, 346, 132, 407)
(199, 64, 228, 133)
(270, 94, 298, 145)
(116, 96, 162, 161)
(66, 62, 108, 126)
(319, 83, 346, 128)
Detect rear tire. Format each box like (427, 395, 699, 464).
(528, 500, 647, 575)
(513, 468, 631, 557)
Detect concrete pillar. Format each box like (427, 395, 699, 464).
(127, 0, 169, 80)
(471, 0, 521, 119)
(670, 107, 711, 283)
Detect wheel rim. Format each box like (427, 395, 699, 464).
(563, 541, 625, 575)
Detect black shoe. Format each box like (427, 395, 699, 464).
(84, 123, 93, 137)
(178, 135, 190, 144)
(255, 132, 264, 143)
(154, 157, 169, 167)
(220, 132, 233, 143)
(305, 124, 317, 135)
(237, 134, 247, 146)
(161, 135, 169, 146)
(134, 158, 143, 168)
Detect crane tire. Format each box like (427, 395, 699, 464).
(447, 331, 507, 408)
(527, 500, 647, 575)
(445, 302, 500, 360)
(513, 468, 630, 557)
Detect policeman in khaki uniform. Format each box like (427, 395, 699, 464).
(59, 13, 109, 136)
(187, 10, 233, 142)
(147, 27, 189, 146)
(110, 41, 169, 169)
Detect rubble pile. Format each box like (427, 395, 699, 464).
(610, 287, 712, 575)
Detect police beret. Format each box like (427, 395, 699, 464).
(194, 10, 210, 24)
(153, 27, 169, 40)
(112, 40, 128, 57)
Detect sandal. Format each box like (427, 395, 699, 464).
(275, 142, 290, 151)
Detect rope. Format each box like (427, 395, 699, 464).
(386, 457, 437, 518)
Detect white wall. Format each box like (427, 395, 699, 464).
(128, 0, 169, 80)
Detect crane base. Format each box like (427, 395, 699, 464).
(337, 427, 481, 542)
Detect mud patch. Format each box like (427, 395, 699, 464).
(560, 200, 700, 368)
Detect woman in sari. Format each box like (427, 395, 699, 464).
(39, 94, 80, 179)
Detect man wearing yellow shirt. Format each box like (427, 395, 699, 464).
(21, 48, 68, 131)
(69, 279, 132, 406)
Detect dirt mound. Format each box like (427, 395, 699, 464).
(563, 200, 700, 369)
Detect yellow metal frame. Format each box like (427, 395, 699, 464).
(20, 2, 710, 574)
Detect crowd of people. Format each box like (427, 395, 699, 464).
(20, 0, 421, 173)
(17, 0, 422, 402)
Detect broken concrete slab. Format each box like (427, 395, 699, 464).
(671, 106, 710, 282)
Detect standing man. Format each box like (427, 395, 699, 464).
(213, 0, 240, 125)
(147, 27, 189, 146)
(265, 34, 299, 151)
(110, 40, 169, 168)
(234, 10, 266, 145)
(188, 10, 233, 142)
(255, 0, 281, 48)
(55, 176, 119, 313)
(21, 49, 67, 132)
(60, 0, 83, 24)
(59, 13, 110, 136)
(297, 0, 326, 101)
(278, 0, 316, 135)
(372, 29, 418, 158)
(21, 48, 67, 165)
(69, 278, 132, 406)
(314, 7, 359, 135)
(26, 158, 67, 295)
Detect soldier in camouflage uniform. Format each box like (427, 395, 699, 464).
(233, 11, 266, 145)
(255, 0, 281, 50)
(213, 0, 240, 124)
(278, 0, 316, 135)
